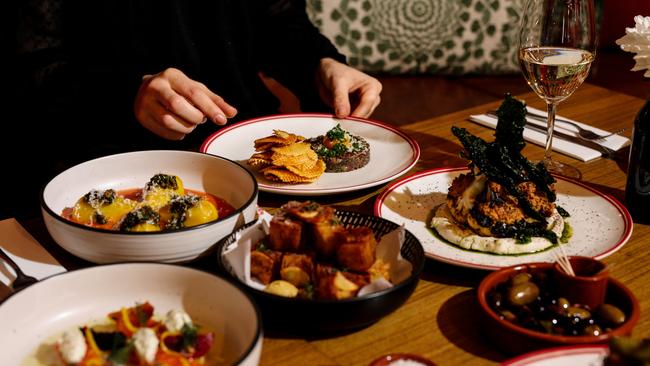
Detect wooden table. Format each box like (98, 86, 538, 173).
(20, 84, 648, 365)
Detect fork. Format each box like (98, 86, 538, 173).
(0, 248, 38, 291)
(524, 110, 627, 141)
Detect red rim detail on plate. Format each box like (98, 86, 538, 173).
(500, 344, 609, 366)
(374, 167, 633, 270)
(200, 113, 420, 192)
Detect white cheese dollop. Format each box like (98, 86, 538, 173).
(57, 328, 87, 364)
(133, 328, 159, 364)
(163, 309, 192, 333)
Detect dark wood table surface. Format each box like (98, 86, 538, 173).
(18, 83, 648, 365)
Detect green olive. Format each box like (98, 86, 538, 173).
(507, 281, 540, 306)
(511, 272, 532, 285)
(558, 297, 570, 310)
(566, 306, 591, 319)
(598, 304, 626, 326)
(583, 324, 602, 336)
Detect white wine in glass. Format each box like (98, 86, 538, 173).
(519, 0, 597, 178)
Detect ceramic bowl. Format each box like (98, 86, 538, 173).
(41, 150, 258, 263)
(477, 262, 640, 355)
(0, 263, 262, 365)
(369, 353, 436, 366)
(215, 210, 425, 333)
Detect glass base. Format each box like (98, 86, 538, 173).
(539, 157, 582, 179)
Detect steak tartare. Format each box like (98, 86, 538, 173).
(307, 124, 370, 172)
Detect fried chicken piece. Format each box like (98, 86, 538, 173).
(517, 181, 556, 217)
(476, 181, 526, 224)
(446, 173, 487, 225)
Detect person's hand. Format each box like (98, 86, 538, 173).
(316, 58, 382, 118)
(134, 68, 237, 140)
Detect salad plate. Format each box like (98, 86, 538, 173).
(501, 345, 609, 365)
(200, 114, 419, 195)
(374, 167, 632, 270)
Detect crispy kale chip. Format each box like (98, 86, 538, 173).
(146, 174, 178, 190)
(451, 95, 557, 222)
(119, 205, 160, 231)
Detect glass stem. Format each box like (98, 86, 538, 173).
(544, 102, 557, 161)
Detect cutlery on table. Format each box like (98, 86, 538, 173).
(485, 112, 618, 159)
(0, 247, 38, 291)
(523, 110, 627, 141)
(487, 109, 626, 141)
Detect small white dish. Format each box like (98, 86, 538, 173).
(374, 167, 632, 270)
(0, 263, 262, 365)
(41, 150, 258, 263)
(200, 113, 420, 195)
(501, 345, 608, 366)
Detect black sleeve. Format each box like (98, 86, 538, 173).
(255, 0, 347, 111)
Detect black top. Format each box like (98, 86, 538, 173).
(9, 0, 344, 219)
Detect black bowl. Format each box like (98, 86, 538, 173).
(215, 210, 425, 334)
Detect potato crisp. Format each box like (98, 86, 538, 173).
(247, 130, 325, 183)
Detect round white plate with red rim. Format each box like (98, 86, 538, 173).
(501, 345, 608, 366)
(201, 114, 419, 195)
(374, 167, 632, 270)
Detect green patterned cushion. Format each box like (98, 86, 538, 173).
(307, 0, 527, 74)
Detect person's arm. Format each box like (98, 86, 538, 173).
(255, 0, 381, 118)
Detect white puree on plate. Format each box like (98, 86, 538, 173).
(430, 204, 565, 255)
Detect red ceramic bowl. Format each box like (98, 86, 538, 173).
(477, 262, 640, 355)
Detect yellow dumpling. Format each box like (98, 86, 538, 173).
(184, 199, 218, 227)
(129, 223, 161, 232)
(143, 174, 185, 210)
(118, 205, 161, 232)
(72, 190, 135, 226)
(161, 195, 218, 229)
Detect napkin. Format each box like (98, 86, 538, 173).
(469, 106, 631, 162)
(0, 218, 66, 288)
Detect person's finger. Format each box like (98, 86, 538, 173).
(332, 82, 351, 118)
(350, 90, 381, 118)
(139, 112, 186, 140)
(173, 81, 234, 125)
(148, 101, 197, 134)
(150, 77, 205, 124)
(202, 88, 238, 120)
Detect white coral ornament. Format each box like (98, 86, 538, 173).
(616, 15, 650, 77)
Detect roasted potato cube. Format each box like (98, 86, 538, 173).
(283, 201, 334, 224)
(315, 265, 360, 300)
(265, 280, 299, 298)
(268, 215, 304, 251)
(312, 218, 345, 259)
(250, 248, 283, 285)
(336, 227, 377, 272)
(280, 253, 313, 287)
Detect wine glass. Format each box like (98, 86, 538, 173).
(518, 0, 597, 178)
